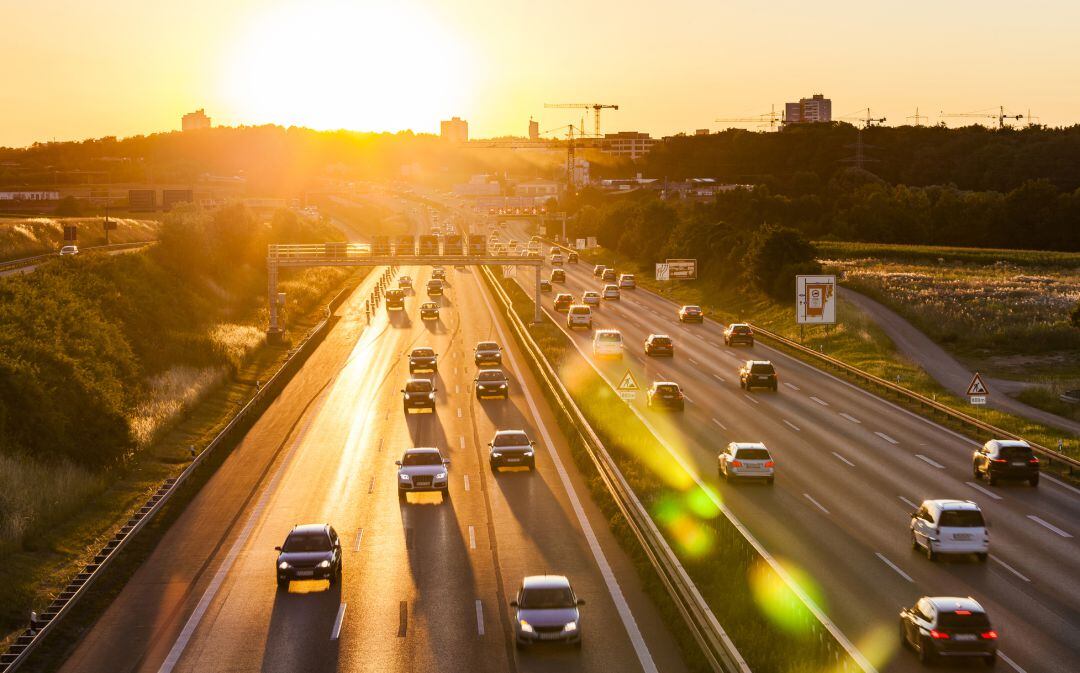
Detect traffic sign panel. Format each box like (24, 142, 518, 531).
(967, 373, 988, 396)
(617, 370, 639, 391)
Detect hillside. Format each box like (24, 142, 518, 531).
(0, 216, 158, 261)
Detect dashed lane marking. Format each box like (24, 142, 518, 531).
(839, 412, 861, 424)
(874, 432, 899, 445)
(990, 556, 1030, 583)
(1027, 515, 1072, 538)
(876, 553, 914, 582)
(475, 599, 485, 636)
(330, 603, 347, 640)
(353, 528, 364, 551)
(783, 419, 800, 432)
(784, 382, 800, 391)
(832, 452, 855, 467)
(965, 481, 1002, 501)
(712, 417, 728, 431)
(804, 493, 830, 514)
(915, 454, 945, 469)
(810, 396, 829, 406)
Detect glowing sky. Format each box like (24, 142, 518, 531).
(2, 0, 1078, 146)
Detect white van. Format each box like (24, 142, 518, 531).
(910, 499, 989, 561)
(592, 329, 623, 358)
(567, 304, 592, 330)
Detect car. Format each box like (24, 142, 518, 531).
(396, 447, 450, 501)
(510, 575, 584, 648)
(553, 293, 574, 312)
(646, 381, 685, 411)
(426, 279, 443, 296)
(550, 268, 566, 283)
(385, 288, 406, 311)
(644, 334, 674, 356)
(601, 268, 617, 282)
(739, 360, 777, 391)
(567, 252, 578, 264)
(592, 264, 605, 277)
(488, 429, 536, 470)
(401, 378, 436, 413)
(399, 275, 413, 289)
(551, 252, 564, 266)
(678, 305, 704, 323)
(419, 302, 440, 321)
(581, 291, 601, 306)
(408, 347, 438, 373)
(899, 597, 997, 666)
(274, 524, 342, 588)
(602, 284, 620, 300)
(567, 304, 592, 330)
(618, 273, 636, 289)
(475, 368, 510, 400)
(59, 244, 79, 256)
(910, 500, 989, 562)
(474, 341, 503, 367)
(592, 329, 623, 359)
(973, 439, 1039, 486)
(539, 279, 553, 293)
(724, 323, 754, 347)
(432, 267, 446, 280)
(718, 443, 775, 483)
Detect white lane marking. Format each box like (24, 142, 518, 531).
(997, 650, 1029, 673)
(965, 481, 1003, 501)
(456, 407, 463, 418)
(712, 373, 726, 383)
(810, 396, 829, 406)
(783, 382, 801, 391)
(454, 366, 458, 375)
(1027, 515, 1073, 538)
(832, 452, 855, 467)
(712, 417, 728, 431)
(838, 412, 861, 424)
(330, 603, 347, 640)
(464, 475, 471, 491)
(468, 525, 477, 549)
(743, 394, 759, 405)
(689, 358, 700, 366)
(478, 275, 660, 673)
(157, 402, 324, 673)
(455, 385, 460, 395)
(475, 599, 485, 636)
(804, 493, 830, 514)
(682, 393, 694, 404)
(898, 496, 919, 510)
(990, 555, 1031, 583)
(1043, 473, 1080, 497)
(783, 419, 801, 432)
(459, 435, 466, 449)
(915, 454, 945, 469)
(875, 553, 914, 583)
(874, 432, 899, 445)
(353, 528, 364, 551)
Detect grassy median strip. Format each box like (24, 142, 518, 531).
(487, 270, 857, 673)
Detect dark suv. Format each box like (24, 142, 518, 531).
(489, 429, 536, 470)
(899, 596, 997, 666)
(408, 347, 438, 373)
(474, 341, 503, 367)
(402, 378, 436, 413)
(592, 264, 605, 277)
(475, 368, 510, 399)
(973, 439, 1039, 486)
(647, 382, 685, 411)
(644, 334, 674, 357)
(739, 360, 777, 391)
(274, 524, 342, 589)
(724, 323, 754, 347)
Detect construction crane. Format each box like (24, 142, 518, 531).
(906, 107, 931, 126)
(539, 123, 587, 193)
(939, 106, 1023, 129)
(544, 103, 619, 138)
(715, 104, 784, 131)
(840, 108, 887, 128)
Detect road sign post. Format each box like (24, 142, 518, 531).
(967, 372, 989, 405)
(616, 369, 639, 402)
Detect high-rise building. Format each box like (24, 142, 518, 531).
(440, 117, 469, 143)
(528, 117, 540, 141)
(181, 109, 211, 131)
(784, 94, 832, 124)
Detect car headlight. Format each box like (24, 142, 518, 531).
(428, 392, 435, 399)
(278, 561, 291, 570)
(399, 473, 411, 481)
(519, 620, 534, 633)
(317, 560, 331, 569)
(523, 450, 534, 456)
(435, 471, 447, 480)
(498, 384, 507, 389)
(563, 621, 578, 632)
(491, 452, 502, 458)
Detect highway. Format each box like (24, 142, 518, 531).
(54, 223, 687, 672)
(504, 225, 1080, 673)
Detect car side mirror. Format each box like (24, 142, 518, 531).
(577, 599, 586, 606)
(509, 601, 518, 608)
(530, 440, 536, 445)
(400, 389, 405, 393)
(910, 511, 918, 518)
(443, 459, 450, 464)
(395, 460, 402, 466)
(274, 546, 282, 551)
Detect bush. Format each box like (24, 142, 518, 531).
(747, 226, 821, 298)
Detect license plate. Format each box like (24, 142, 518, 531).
(757, 376, 769, 380)
(953, 534, 972, 540)
(481, 394, 499, 399)
(296, 570, 314, 577)
(954, 634, 976, 641)
(1012, 461, 1025, 466)
(538, 633, 562, 641)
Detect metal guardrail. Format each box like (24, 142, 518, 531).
(479, 265, 748, 673)
(0, 241, 155, 273)
(0, 280, 357, 673)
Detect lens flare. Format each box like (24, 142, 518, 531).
(748, 558, 826, 636)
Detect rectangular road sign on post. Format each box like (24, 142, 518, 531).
(576, 238, 586, 250)
(655, 263, 670, 281)
(586, 237, 597, 249)
(666, 259, 697, 280)
(796, 275, 836, 324)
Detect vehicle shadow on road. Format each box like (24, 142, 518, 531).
(261, 582, 342, 673)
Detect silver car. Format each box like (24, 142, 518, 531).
(718, 442, 775, 484)
(510, 575, 584, 648)
(396, 447, 450, 502)
(910, 499, 989, 562)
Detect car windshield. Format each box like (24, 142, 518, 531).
(478, 370, 505, 382)
(402, 452, 442, 466)
(556, 295, 572, 302)
(494, 432, 529, 447)
(999, 445, 1033, 459)
(477, 342, 499, 351)
(939, 510, 985, 527)
(412, 349, 434, 357)
(570, 306, 590, 315)
(736, 448, 771, 460)
(598, 333, 621, 342)
(650, 336, 671, 345)
(405, 380, 432, 392)
(937, 611, 991, 629)
(585, 292, 598, 298)
(750, 363, 775, 374)
(386, 290, 404, 298)
(656, 384, 679, 394)
(282, 532, 331, 553)
(684, 306, 700, 312)
(733, 325, 752, 334)
(520, 587, 575, 609)
(421, 303, 437, 310)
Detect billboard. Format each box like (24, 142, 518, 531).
(666, 259, 697, 280)
(796, 275, 836, 324)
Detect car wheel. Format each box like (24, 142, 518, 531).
(528, 459, 536, 471)
(574, 636, 583, 649)
(748, 340, 754, 347)
(911, 532, 920, 551)
(771, 383, 778, 392)
(976, 552, 988, 563)
(398, 490, 407, 503)
(722, 468, 730, 482)
(918, 637, 935, 664)
(1029, 475, 1039, 487)
(925, 543, 937, 561)
(515, 639, 526, 651)
(739, 380, 746, 389)
(899, 621, 909, 649)
(277, 578, 288, 590)
(973, 463, 982, 479)
(441, 488, 450, 500)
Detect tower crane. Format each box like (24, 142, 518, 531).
(939, 106, 1023, 129)
(715, 104, 784, 131)
(542, 123, 587, 193)
(544, 103, 619, 138)
(840, 108, 886, 128)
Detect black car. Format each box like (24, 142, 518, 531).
(592, 264, 605, 277)
(973, 439, 1039, 486)
(489, 430, 536, 470)
(539, 280, 553, 293)
(647, 382, 685, 411)
(426, 279, 443, 296)
(475, 368, 510, 400)
(739, 360, 777, 391)
(567, 252, 578, 263)
(678, 305, 704, 323)
(644, 334, 674, 357)
(409, 347, 438, 373)
(550, 268, 566, 283)
(432, 267, 446, 280)
(724, 323, 754, 347)
(419, 302, 440, 321)
(402, 378, 436, 412)
(275, 524, 342, 589)
(553, 294, 574, 312)
(899, 596, 997, 666)
(474, 341, 503, 367)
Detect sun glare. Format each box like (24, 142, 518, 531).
(222, 1, 469, 132)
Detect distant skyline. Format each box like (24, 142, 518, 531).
(2, 0, 1079, 147)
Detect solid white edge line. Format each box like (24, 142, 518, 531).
(475, 599, 485, 636)
(997, 650, 1029, 673)
(832, 452, 855, 467)
(839, 412, 861, 424)
(1042, 473, 1080, 497)
(1027, 515, 1073, 538)
(804, 493, 831, 514)
(514, 276, 875, 673)
(330, 602, 347, 640)
(810, 396, 829, 406)
(783, 419, 801, 432)
(477, 273, 660, 673)
(874, 432, 899, 445)
(989, 555, 1031, 583)
(965, 481, 1003, 501)
(915, 454, 945, 469)
(875, 553, 914, 583)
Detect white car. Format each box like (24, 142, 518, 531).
(567, 304, 592, 330)
(582, 291, 601, 306)
(718, 442, 775, 484)
(396, 447, 450, 502)
(618, 273, 636, 289)
(592, 329, 623, 358)
(550, 252, 564, 266)
(910, 499, 989, 562)
(59, 244, 79, 256)
(602, 284, 621, 300)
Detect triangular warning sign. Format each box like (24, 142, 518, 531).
(967, 372, 988, 396)
(617, 370, 639, 391)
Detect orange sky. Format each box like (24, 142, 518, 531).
(2, 0, 1078, 147)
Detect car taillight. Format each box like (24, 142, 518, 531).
(1029, 457, 1039, 464)
(929, 630, 950, 639)
(730, 460, 743, 467)
(764, 461, 775, 468)
(980, 631, 998, 640)
(991, 458, 1008, 463)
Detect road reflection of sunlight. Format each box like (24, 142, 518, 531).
(288, 579, 331, 594)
